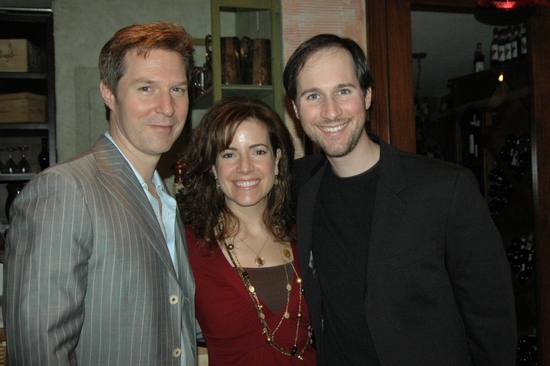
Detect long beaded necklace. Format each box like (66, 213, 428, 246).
(223, 238, 311, 360)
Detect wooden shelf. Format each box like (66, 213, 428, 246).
(0, 72, 48, 80)
(193, 84, 274, 109)
(0, 5, 55, 224)
(0, 173, 35, 182)
(0, 123, 50, 130)
(196, 0, 283, 116)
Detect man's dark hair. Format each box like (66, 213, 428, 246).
(283, 33, 373, 102)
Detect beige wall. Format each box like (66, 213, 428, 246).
(53, 0, 211, 163)
(52, 0, 366, 162)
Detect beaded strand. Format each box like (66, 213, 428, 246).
(223, 239, 311, 359)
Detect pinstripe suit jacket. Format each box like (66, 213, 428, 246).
(3, 135, 197, 365)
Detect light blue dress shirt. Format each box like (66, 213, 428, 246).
(103, 132, 178, 272)
(104, 132, 188, 364)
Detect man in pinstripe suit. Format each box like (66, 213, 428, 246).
(3, 21, 197, 365)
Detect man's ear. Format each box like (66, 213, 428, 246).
(100, 81, 116, 111)
(364, 87, 372, 110)
(292, 101, 300, 120)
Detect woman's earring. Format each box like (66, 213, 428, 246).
(274, 175, 279, 186)
(216, 179, 220, 189)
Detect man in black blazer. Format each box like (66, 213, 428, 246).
(283, 34, 516, 365)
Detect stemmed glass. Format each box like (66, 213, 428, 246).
(17, 145, 31, 173)
(4, 147, 18, 174)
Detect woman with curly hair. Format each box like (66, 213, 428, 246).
(181, 97, 315, 365)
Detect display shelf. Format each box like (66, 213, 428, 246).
(195, 0, 283, 116)
(0, 72, 48, 80)
(0, 3, 55, 224)
(193, 84, 274, 109)
(0, 123, 50, 131)
(0, 174, 35, 182)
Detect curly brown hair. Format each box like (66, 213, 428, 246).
(181, 97, 295, 253)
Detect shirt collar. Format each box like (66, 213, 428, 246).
(103, 131, 164, 194)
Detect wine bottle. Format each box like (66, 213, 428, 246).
(488, 184, 508, 199)
(505, 26, 512, 63)
(467, 114, 481, 161)
(490, 28, 500, 68)
(498, 28, 506, 65)
(506, 245, 518, 262)
(474, 43, 484, 73)
(517, 253, 535, 284)
(510, 24, 519, 61)
(500, 134, 518, 163)
(38, 137, 50, 171)
(517, 334, 538, 365)
(511, 236, 523, 250)
(5, 182, 25, 222)
(488, 168, 509, 186)
(510, 253, 524, 273)
(519, 23, 527, 59)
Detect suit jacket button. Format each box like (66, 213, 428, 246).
(173, 347, 182, 357)
(169, 295, 179, 305)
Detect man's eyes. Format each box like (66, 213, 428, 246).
(172, 87, 188, 93)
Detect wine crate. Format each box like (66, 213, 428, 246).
(0, 92, 46, 123)
(0, 39, 42, 72)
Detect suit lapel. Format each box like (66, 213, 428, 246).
(174, 209, 192, 288)
(365, 139, 407, 295)
(297, 161, 328, 275)
(92, 135, 178, 279)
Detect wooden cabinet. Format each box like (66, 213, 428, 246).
(0, 4, 56, 224)
(193, 0, 283, 117)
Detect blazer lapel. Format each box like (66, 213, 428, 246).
(92, 135, 178, 278)
(174, 209, 192, 287)
(365, 139, 407, 299)
(296, 160, 328, 275)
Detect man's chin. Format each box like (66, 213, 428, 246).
(316, 141, 353, 158)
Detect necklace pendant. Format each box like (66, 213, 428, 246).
(255, 255, 266, 267)
(284, 311, 290, 319)
(283, 248, 291, 259)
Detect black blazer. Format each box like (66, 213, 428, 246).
(293, 134, 516, 365)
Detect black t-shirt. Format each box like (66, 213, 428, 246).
(312, 163, 380, 365)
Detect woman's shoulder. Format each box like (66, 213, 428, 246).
(185, 224, 199, 243)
